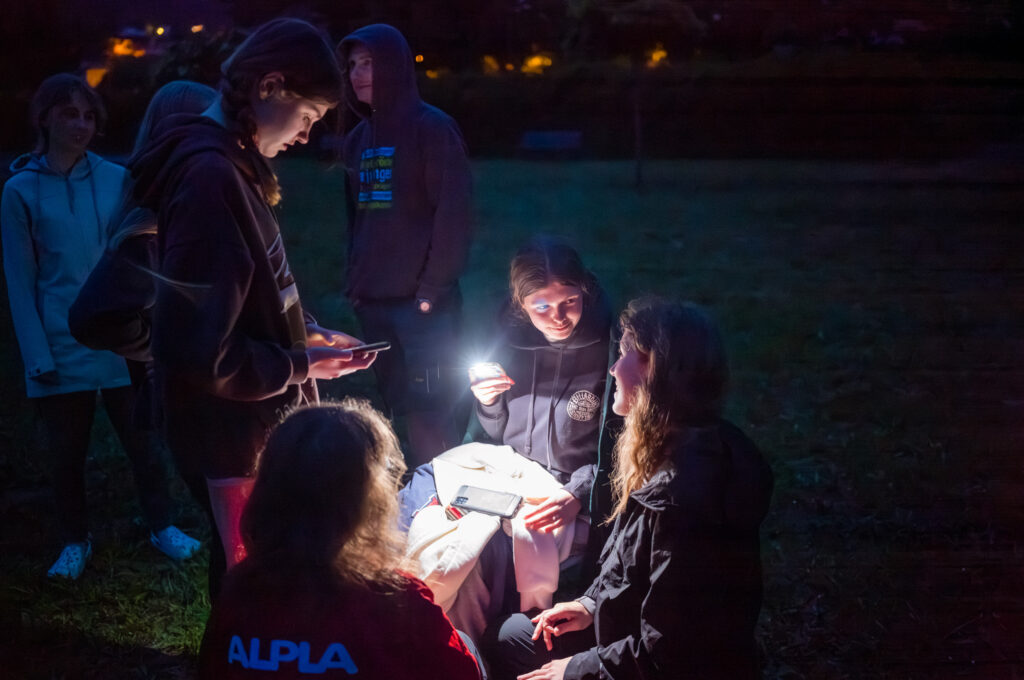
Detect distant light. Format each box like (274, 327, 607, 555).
(415, 54, 424, 63)
(521, 54, 552, 75)
(504, 63, 514, 71)
(482, 54, 500, 75)
(425, 69, 440, 79)
(85, 67, 108, 88)
(646, 43, 668, 68)
(155, 26, 166, 36)
(109, 37, 146, 58)
(191, 24, 204, 33)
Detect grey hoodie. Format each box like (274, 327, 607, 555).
(1, 151, 130, 397)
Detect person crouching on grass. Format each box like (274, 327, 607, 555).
(129, 18, 375, 597)
(482, 299, 774, 680)
(199, 400, 482, 680)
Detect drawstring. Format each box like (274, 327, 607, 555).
(87, 156, 103, 244)
(525, 352, 538, 457)
(545, 345, 565, 471)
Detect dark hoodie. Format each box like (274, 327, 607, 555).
(130, 114, 310, 478)
(476, 289, 617, 503)
(567, 422, 774, 680)
(338, 24, 473, 305)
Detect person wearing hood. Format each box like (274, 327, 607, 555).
(483, 299, 775, 680)
(471, 238, 619, 536)
(129, 19, 375, 594)
(397, 238, 620, 640)
(337, 24, 474, 467)
(0, 73, 199, 580)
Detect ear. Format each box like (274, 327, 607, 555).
(257, 72, 286, 100)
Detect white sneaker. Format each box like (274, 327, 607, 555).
(150, 525, 201, 561)
(47, 541, 92, 579)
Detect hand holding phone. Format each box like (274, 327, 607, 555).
(468, 362, 514, 406)
(348, 340, 391, 355)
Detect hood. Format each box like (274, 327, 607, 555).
(9, 150, 106, 180)
(338, 23, 420, 120)
(130, 113, 276, 209)
(632, 422, 773, 529)
(498, 286, 613, 352)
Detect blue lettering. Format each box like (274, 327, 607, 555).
(318, 642, 359, 674)
(249, 637, 276, 671)
(271, 639, 299, 665)
(227, 635, 249, 668)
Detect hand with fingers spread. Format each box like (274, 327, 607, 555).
(517, 657, 571, 680)
(469, 373, 515, 406)
(529, 600, 594, 652)
(306, 346, 375, 380)
(522, 488, 582, 533)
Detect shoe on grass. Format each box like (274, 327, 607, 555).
(47, 541, 92, 580)
(150, 525, 200, 561)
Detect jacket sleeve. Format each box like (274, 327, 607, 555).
(563, 463, 597, 502)
(416, 116, 473, 303)
(1, 183, 56, 379)
(475, 395, 508, 443)
(565, 510, 690, 680)
(407, 579, 482, 680)
(153, 159, 308, 401)
(68, 232, 156, 362)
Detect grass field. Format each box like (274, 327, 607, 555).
(1, 155, 1022, 678)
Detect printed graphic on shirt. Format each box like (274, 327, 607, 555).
(357, 146, 395, 211)
(567, 390, 600, 422)
(227, 635, 358, 674)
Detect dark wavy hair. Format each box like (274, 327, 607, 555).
(609, 298, 729, 518)
(509, 236, 599, 319)
(240, 399, 409, 589)
(219, 18, 343, 202)
(29, 73, 106, 154)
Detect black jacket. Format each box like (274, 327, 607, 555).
(566, 421, 774, 680)
(476, 290, 618, 504)
(131, 115, 311, 478)
(338, 24, 473, 305)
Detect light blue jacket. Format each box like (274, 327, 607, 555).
(1, 151, 131, 397)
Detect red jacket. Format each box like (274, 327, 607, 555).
(200, 562, 479, 679)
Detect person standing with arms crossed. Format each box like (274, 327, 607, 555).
(338, 24, 474, 466)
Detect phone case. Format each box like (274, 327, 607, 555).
(451, 484, 522, 518)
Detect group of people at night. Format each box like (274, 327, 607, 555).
(2, 17, 774, 680)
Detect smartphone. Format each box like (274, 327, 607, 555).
(348, 341, 391, 354)
(450, 484, 522, 518)
(469, 361, 507, 383)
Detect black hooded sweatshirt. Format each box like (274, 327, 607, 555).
(338, 24, 473, 305)
(476, 289, 617, 503)
(130, 114, 310, 478)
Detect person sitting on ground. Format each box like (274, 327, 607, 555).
(399, 237, 620, 638)
(199, 399, 482, 679)
(482, 298, 774, 680)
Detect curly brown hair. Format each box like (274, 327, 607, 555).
(240, 398, 410, 590)
(608, 298, 729, 519)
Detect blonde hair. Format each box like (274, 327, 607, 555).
(608, 299, 728, 519)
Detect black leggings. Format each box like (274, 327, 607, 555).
(35, 387, 174, 543)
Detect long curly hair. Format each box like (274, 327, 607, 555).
(218, 17, 343, 204)
(240, 398, 410, 590)
(608, 298, 729, 519)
